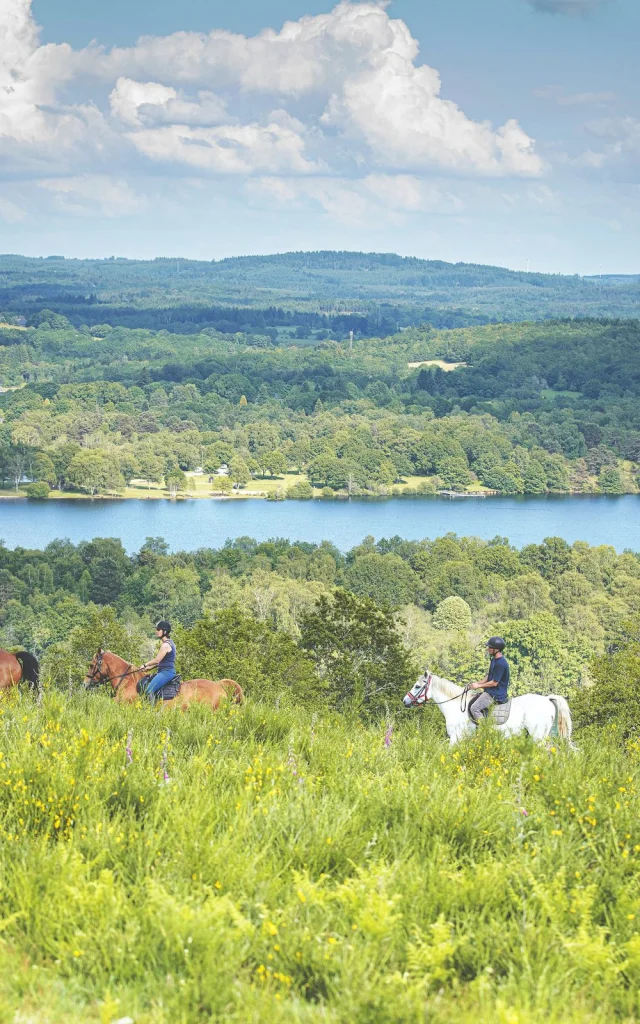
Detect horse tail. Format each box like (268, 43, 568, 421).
(549, 695, 572, 740)
(15, 651, 40, 690)
(220, 678, 244, 704)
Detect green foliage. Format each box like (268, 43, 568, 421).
(432, 596, 472, 631)
(23, 481, 50, 499)
(300, 589, 416, 713)
(165, 467, 187, 496)
(286, 479, 314, 499)
(343, 552, 419, 608)
(0, 314, 637, 499)
(572, 618, 640, 733)
(499, 612, 584, 692)
(0, 694, 640, 1021)
(67, 450, 124, 496)
(177, 608, 319, 704)
(0, 529, 638, 703)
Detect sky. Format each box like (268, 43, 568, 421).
(0, 0, 637, 273)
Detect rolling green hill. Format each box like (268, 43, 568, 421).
(0, 251, 637, 335)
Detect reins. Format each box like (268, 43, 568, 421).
(86, 652, 143, 697)
(406, 674, 471, 712)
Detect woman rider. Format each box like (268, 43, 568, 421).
(140, 620, 177, 700)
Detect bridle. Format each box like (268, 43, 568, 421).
(404, 672, 432, 706)
(85, 651, 141, 697)
(406, 672, 471, 712)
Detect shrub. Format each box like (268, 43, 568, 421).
(432, 596, 472, 631)
(286, 480, 314, 499)
(23, 482, 50, 499)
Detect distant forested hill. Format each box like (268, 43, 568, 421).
(0, 251, 637, 336)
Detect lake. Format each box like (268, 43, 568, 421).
(0, 494, 637, 553)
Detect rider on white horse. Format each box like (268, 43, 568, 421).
(468, 636, 510, 724)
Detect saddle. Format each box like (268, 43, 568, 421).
(467, 692, 512, 726)
(137, 674, 182, 700)
(491, 699, 512, 727)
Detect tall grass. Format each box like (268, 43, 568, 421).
(0, 688, 639, 1022)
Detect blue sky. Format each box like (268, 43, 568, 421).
(0, 0, 637, 272)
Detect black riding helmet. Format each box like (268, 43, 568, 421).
(486, 636, 505, 652)
(155, 620, 172, 636)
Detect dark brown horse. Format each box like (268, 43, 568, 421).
(85, 649, 243, 710)
(0, 649, 40, 693)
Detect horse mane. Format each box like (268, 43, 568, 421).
(430, 672, 464, 700)
(103, 650, 132, 671)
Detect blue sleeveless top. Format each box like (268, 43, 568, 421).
(158, 638, 176, 672)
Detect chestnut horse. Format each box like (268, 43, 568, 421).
(84, 649, 243, 710)
(0, 649, 40, 693)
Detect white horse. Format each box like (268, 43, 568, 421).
(403, 670, 573, 746)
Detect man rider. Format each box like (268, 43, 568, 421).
(469, 637, 510, 724)
(139, 620, 177, 700)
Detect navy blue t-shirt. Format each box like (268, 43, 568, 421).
(487, 655, 510, 702)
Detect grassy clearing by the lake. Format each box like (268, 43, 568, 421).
(1, 689, 639, 1023)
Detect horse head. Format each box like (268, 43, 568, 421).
(84, 648, 107, 690)
(403, 670, 433, 708)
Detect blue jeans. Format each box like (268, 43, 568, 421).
(146, 668, 176, 696)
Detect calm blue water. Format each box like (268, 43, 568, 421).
(0, 494, 636, 553)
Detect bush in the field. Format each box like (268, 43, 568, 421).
(24, 481, 50, 499)
(286, 479, 314, 499)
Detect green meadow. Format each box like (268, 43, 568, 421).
(1, 689, 639, 1024)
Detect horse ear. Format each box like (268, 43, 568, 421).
(97, 646, 103, 655)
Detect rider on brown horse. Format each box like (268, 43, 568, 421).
(138, 620, 180, 701)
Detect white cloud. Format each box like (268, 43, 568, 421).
(109, 78, 228, 127)
(0, 0, 543, 185)
(128, 121, 319, 175)
(109, 78, 178, 126)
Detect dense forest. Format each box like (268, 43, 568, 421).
(0, 251, 638, 335)
(0, 314, 638, 496)
(2, 530, 638, 715)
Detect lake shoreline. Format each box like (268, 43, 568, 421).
(2, 488, 637, 502)
(0, 494, 638, 554)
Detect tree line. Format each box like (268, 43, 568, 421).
(1, 531, 638, 718)
(0, 315, 638, 497)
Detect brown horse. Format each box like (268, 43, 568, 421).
(0, 649, 40, 693)
(84, 649, 243, 710)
